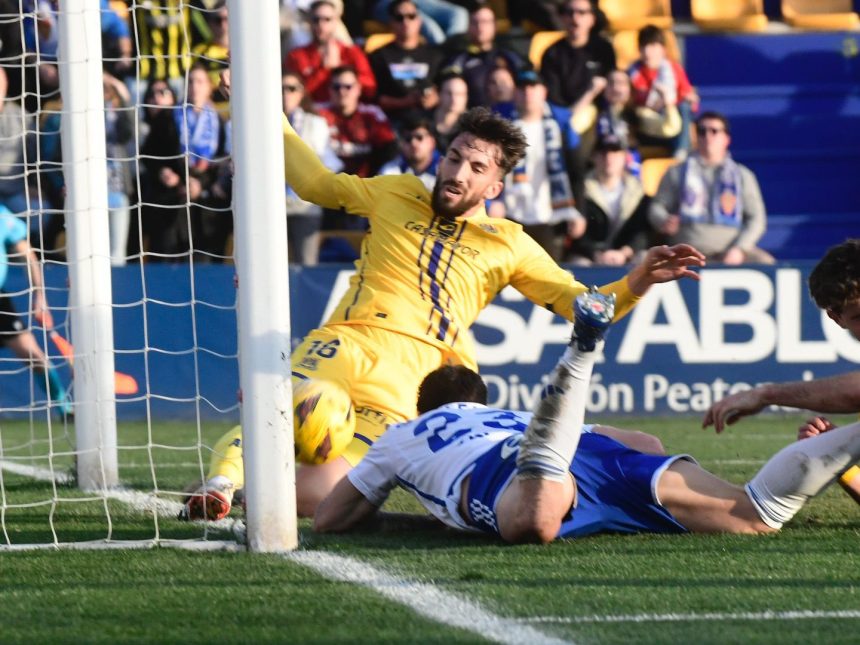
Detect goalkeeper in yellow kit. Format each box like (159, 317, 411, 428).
(182, 97, 705, 521)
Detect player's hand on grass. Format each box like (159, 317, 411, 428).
(797, 416, 834, 441)
(702, 388, 766, 434)
(627, 243, 706, 295)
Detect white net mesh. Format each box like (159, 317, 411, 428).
(0, 0, 243, 549)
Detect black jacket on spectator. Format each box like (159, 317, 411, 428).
(541, 36, 616, 108)
(370, 42, 445, 123)
(570, 173, 654, 261)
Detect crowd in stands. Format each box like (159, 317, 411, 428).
(0, 0, 777, 267)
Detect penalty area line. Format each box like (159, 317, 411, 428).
(286, 550, 573, 645)
(523, 609, 860, 625)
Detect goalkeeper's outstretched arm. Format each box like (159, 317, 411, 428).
(221, 68, 350, 211)
(281, 114, 344, 210)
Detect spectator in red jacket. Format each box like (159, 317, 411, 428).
(317, 65, 397, 180)
(284, 0, 376, 106)
(628, 25, 699, 157)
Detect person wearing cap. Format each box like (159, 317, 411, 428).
(649, 111, 774, 265)
(499, 69, 585, 261)
(569, 132, 655, 266)
(379, 115, 441, 192)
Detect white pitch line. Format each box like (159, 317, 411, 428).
(523, 610, 860, 625)
(0, 459, 73, 483)
(287, 550, 572, 645)
(4, 458, 573, 642)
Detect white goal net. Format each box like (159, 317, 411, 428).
(0, 0, 294, 551)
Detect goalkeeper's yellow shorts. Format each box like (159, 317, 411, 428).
(292, 323, 455, 466)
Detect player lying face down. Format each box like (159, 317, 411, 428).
(315, 291, 860, 543)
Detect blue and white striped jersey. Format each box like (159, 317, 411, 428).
(346, 402, 532, 531)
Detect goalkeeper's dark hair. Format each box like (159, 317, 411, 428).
(809, 239, 860, 314)
(448, 107, 528, 176)
(417, 366, 488, 414)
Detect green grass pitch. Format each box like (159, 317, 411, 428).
(0, 415, 857, 644)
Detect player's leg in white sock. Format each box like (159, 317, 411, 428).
(515, 289, 615, 481)
(745, 420, 860, 528)
(499, 289, 616, 543)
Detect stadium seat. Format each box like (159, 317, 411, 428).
(781, 0, 860, 30)
(599, 0, 673, 31)
(612, 28, 681, 71)
(691, 0, 768, 32)
(528, 31, 564, 70)
(485, 0, 512, 34)
(364, 32, 395, 54)
(640, 158, 677, 196)
(362, 19, 390, 36)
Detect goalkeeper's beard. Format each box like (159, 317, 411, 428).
(431, 179, 475, 220)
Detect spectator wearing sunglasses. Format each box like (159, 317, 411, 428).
(649, 111, 774, 265)
(369, 0, 445, 126)
(541, 0, 615, 135)
(316, 65, 398, 260)
(379, 115, 440, 192)
(372, 0, 468, 45)
(284, 0, 377, 106)
(317, 66, 397, 178)
(539, 0, 615, 218)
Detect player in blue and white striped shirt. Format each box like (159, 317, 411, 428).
(316, 290, 860, 543)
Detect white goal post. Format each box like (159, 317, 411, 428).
(58, 0, 119, 492)
(0, 0, 296, 552)
(228, 0, 297, 552)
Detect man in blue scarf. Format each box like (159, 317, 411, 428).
(648, 111, 774, 264)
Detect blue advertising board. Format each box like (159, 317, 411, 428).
(1, 262, 858, 419)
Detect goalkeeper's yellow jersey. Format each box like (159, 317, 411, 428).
(283, 117, 640, 369)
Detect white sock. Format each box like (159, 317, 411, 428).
(516, 341, 600, 481)
(745, 421, 860, 529)
(205, 475, 234, 495)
